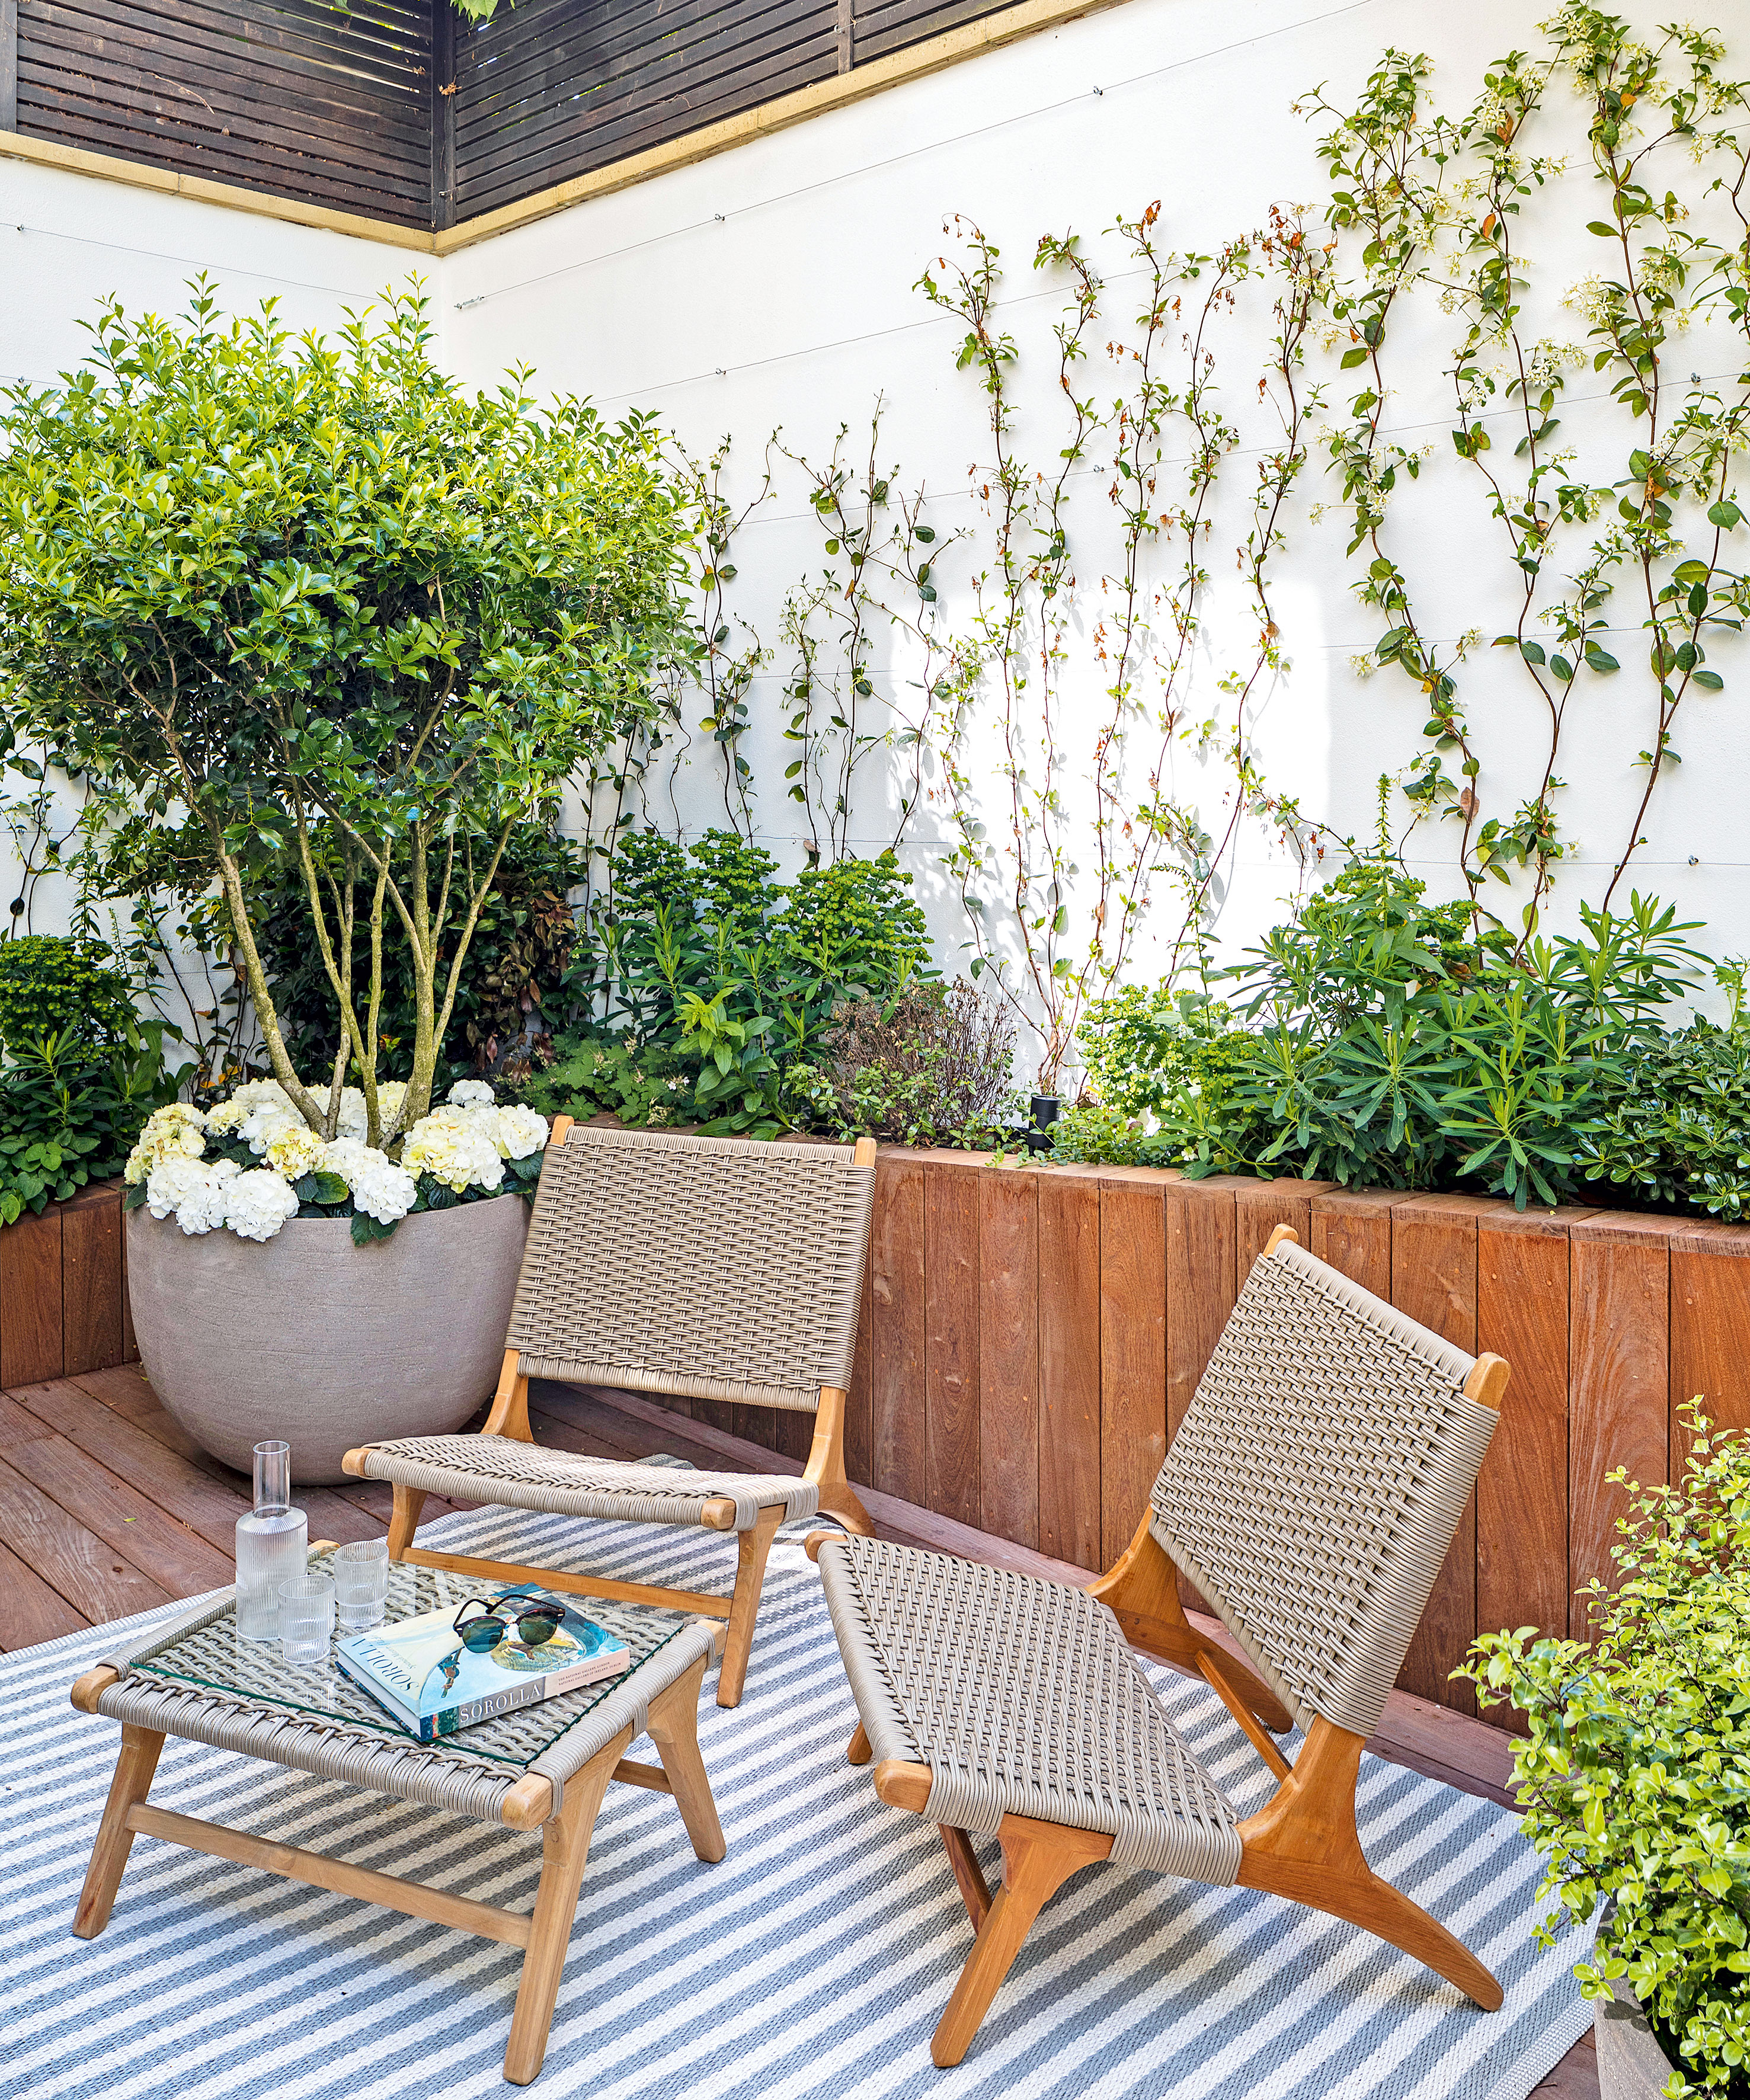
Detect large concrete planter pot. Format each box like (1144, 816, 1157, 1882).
(126, 1195, 529, 1484)
(1595, 1975, 1682, 2100)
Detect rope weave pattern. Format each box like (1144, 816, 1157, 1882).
(508, 1125, 875, 1412)
(817, 1535, 1243, 1881)
(94, 1555, 713, 1819)
(1150, 1238, 1499, 1743)
(360, 1434, 818, 1532)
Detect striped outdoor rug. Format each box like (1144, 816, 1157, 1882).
(1, 1504, 1591, 2100)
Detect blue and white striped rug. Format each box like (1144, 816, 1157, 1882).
(0, 1506, 1591, 2100)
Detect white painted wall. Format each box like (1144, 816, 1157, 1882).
(437, 0, 1750, 1060)
(0, 157, 425, 1042)
(5, 0, 1748, 1079)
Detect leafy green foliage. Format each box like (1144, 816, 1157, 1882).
(0, 1027, 177, 1227)
(532, 833, 936, 1139)
(1071, 846, 1739, 1211)
(252, 824, 589, 1093)
(0, 280, 691, 1144)
(0, 936, 136, 1055)
(802, 981, 1020, 1148)
(1460, 1410, 1750, 2097)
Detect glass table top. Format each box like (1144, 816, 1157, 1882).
(129, 1552, 691, 1769)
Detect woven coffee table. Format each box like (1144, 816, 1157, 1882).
(69, 1547, 726, 2086)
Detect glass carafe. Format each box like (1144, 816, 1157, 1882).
(235, 1440, 308, 1641)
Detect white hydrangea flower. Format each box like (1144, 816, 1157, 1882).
(347, 1155, 418, 1225)
(489, 1105, 549, 1160)
(447, 1078, 497, 1108)
(335, 1088, 369, 1141)
(145, 1153, 216, 1219)
(264, 1125, 325, 1179)
(378, 1080, 408, 1129)
(125, 1103, 207, 1184)
(205, 1078, 291, 1136)
(222, 1169, 302, 1243)
(177, 1160, 242, 1236)
(315, 1137, 417, 1224)
(402, 1109, 505, 1193)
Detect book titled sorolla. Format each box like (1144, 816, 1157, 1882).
(334, 1586, 631, 1740)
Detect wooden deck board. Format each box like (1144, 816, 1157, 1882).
(0, 1363, 1597, 2096)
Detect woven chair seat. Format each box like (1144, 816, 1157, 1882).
(359, 1433, 820, 1533)
(817, 1534, 1243, 1881)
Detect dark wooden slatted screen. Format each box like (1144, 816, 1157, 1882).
(4, 0, 1047, 231)
(15, 0, 432, 227)
(450, 0, 836, 220)
(850, 0, 1007, 65)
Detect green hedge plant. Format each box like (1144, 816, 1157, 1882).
(0, 281, 690, 1150)
(1461, 1411, 1750, 2098)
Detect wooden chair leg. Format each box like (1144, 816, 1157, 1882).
(1088, 1514, 1293, 1736)
(940, 1826, 991, 1929)
(503, 1723, 632, 2086)
(72, 1724, 164, 1938)
(644, 1653, 725, 1864)
(847, 1721, 871, 1765)
(931, 1815, 1112, 2067)
(1237, 1717, 1503, 2011)
(804, 1384, 874, 1537)
(715, 1503, 783, 1709)
(386, 1484, 427, 1561)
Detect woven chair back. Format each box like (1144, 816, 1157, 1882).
(506, 1123, 875, 1413)
(1147, 1236, 1498, 1742)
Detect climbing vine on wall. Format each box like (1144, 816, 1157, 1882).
(1307, 10, 1750, 937)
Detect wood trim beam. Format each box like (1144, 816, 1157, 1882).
(0, 128, 437, 252)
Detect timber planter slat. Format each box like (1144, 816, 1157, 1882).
(0, 1181, 135, 1390)
(19, 1142, 1750, 1720)
(710, 1148, 1750, 1717)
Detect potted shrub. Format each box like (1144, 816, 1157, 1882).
(0, 284, 690, 1478)
(1461, 1411, 1750, 2099)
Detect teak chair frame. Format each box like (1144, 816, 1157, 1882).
(68, 1598, 727, 2086)
(344, 1120, 878, 1708)
(814, 1224, 1511, 2068)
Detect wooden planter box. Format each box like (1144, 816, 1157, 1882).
(0, 1179, 136, 1388)
(704, 1151, 1750, 1718)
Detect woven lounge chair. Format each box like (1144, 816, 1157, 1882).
(811, 1224, 1509, 2066)
(345, 1119, 877, 1708)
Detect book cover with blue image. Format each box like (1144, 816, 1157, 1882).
(334, 1586, 630, 1740)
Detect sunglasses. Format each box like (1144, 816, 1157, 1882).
(452, 1593, 568, 1654)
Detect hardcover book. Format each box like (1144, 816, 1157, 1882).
(334, 1586, 630, 1740)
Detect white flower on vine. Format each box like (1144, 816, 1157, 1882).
(1350, 654, 1379, 681)
(1524, 339, 1586, 393)
(1563, 276, 1624, 328)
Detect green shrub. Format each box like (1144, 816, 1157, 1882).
(540, 832, 938, 1138)
(811, 981, 1019, 1148)
(0, 936, 136, 1055)
(0, 1023, 177, 1224)
(252, 825, 590, 1093)
(1072, 850, 1725, 1209)
(1460, 1410, 1750, 2098)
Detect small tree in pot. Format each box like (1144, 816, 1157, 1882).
(0, 280, 690, 1145)
(1461, 1411, 1750, 2098)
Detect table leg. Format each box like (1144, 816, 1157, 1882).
(73, 1724, 164, 1938)
(503, 1723, 633, 2086)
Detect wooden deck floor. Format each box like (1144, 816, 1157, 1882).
(0, 1363, 1595, 2096)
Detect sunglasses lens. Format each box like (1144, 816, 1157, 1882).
(460, 1620, 505, 1653)
(517, 1610, 563, 1647)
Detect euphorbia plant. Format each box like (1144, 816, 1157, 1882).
(1460, 1410, 1750, 2096)
(0, 281, 690, 1145)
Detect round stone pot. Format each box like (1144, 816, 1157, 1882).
(1595, 1974, 1682, 2100)
(126, 1195, 530, 1484)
